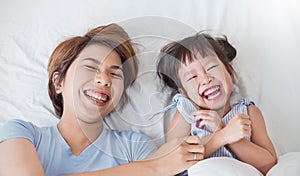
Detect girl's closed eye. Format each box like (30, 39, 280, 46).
(207, 64, 219, 71)
(187, 75, 197, 81)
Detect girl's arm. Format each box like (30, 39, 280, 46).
(167, 110, 191, 142)
(0, 138, 45, 176)
(226, 105, 277, 175)
(193, 106, 277, 175)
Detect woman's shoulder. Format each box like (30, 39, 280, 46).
(0, 119, 42, 143)
(1, 119, 39, 130)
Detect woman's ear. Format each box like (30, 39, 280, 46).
(52, 72, 63, 94)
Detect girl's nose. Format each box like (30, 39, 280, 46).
(200, 73, 212, 86)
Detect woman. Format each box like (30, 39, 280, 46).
(0, 23, 204, 176)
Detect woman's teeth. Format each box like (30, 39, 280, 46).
(85, 91, 109, 102)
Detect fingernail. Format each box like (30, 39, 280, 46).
(196, 119, 203, 128)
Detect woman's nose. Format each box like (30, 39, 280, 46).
(95, 71, 111, 87)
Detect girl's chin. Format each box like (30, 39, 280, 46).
(201, 99, 227, 109)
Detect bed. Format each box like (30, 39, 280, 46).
(1, 0, 300, 175)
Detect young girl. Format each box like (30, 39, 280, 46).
(156, 33, 277, 175)
(0, 23, 204, 176)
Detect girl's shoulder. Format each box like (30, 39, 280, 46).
(229, 98, 257, 116)
(238, 98, 255, 107)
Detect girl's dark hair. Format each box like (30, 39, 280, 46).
(216, 35, 237, 62)
(156, 32, 236, 95)
(48, 23, 138, 118)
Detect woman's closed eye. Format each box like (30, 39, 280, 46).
(110, 72, 124, 79)
(83, 65, 98, 71)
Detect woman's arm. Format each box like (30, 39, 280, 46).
(226, 105, 277, 175)
(0, 138, 45, 176)
(64, 136, 205, 176)
(0, 136, 204, 176)
(167, 110, 191, 142)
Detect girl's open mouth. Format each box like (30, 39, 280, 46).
(202, 85, 221, 100)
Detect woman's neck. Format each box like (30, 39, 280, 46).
(57, 115, 104, 156)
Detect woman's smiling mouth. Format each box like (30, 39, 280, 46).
(84, 89, 110, 103)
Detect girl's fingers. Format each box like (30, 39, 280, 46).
(243, 123, 252, 131)
(197, 120, 205, 129)
(241, 118, 251, 126)
(190, 110, 207, 116)
(192, 115, 203, 123)
(191, 110, 220, 122)
(192, 113, 210, 123)
(191, 110, 218, 116)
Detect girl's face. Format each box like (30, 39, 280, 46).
(59, 44, 124, 123)
(178, 52, 233, 113)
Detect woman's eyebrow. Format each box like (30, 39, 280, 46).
(82, 57, 101, 64)
(82, 57, 123, 71)
(111, 65, 123, 71)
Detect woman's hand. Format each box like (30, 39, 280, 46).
(149, 135, 205, 175)
(221, 114, 251, 144)
(191, 110, 224, 132)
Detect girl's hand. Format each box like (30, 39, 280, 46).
(221, 114, 251, 144)
(191, 110, 225, 132)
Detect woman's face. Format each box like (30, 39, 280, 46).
(178, 52, 233, 112)
(59, 44, 124, 123)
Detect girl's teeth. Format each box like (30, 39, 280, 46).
(203, 86, 220, 99)
(204, 86, 219, 96)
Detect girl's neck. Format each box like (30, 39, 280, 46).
(216, 102, 232, 117)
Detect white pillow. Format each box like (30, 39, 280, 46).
(266, 152, 300, 176)
(188, 157, 262, 176)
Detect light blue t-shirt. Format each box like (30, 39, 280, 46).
(0, 119, 157, 176)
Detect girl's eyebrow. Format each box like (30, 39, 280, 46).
(183, 71, 192, 78)
(82, 57, 123, 71)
